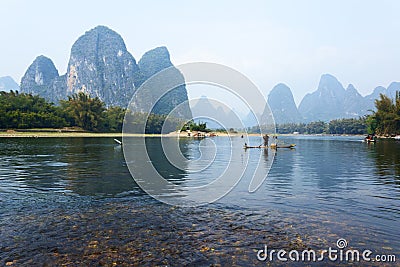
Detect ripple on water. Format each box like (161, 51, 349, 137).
(0, 136, 399, 265)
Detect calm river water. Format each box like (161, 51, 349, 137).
(0, 136, 398, 266)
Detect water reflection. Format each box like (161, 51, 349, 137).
(0, 138, 137, 197)
(63, 138, 136, 196)
(265, 136, 400, 251)
(370, 139, 400, 185)
(0, 138, 70, 194)
(145, 137, 189, 184)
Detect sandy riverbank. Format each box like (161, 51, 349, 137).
(0, 130, 239, 138)
(0, 131, 123, 138)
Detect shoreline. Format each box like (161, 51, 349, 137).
(0, 130, 397, 139)
(0, 131, 237, 138)
(0, 131, 124, 138)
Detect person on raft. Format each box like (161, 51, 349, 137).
(263, 134, 269, 146)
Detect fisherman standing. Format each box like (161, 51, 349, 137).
(263, 134, 269, 146)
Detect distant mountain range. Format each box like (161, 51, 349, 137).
(1, 25, 399, 125)
(190, 96, 244, 129)
(267, 83, 302, 124)
(269, 74, 400, 124)
(18, 25, 191, 117)
(0, 76, 19, 92)
(191, 75, 400, 128)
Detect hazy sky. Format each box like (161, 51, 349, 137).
(1, 0, 399, 104)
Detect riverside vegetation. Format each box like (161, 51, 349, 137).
(1, 90, 400, 136)
(0, 91, 124, 132)
(0, 91, 187, 134)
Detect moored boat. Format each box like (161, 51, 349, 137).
(270, 143, 296, 149)
(364, 134, 377, 143)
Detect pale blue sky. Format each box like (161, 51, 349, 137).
(1, 0, 399, 104)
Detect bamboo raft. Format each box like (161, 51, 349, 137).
(244, 144, 296, 149)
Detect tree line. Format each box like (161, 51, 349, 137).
(0, 91, 124, 132)
(272, 117, 368, 135)
(248, 117, 367, 134)
(0, 91, 184, 133)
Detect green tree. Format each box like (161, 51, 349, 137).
(60, 92, 106, 132)
(371, 92, 400, 135)
(181, 120, 210, 132)
(0, 91, 66, 129)
(365, 115, 377, 135)
(306, 121, 327, 134)
(125, 112, 184, 134)
(328, 118, 367, 134)
(103, 106, 126, 132)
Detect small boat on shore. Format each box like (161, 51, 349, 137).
(364, 134, 377, 143)
(270, 143, 296, 149)
(114, 139, 122, 145)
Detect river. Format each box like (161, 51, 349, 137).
(0, 136, 398, 266)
